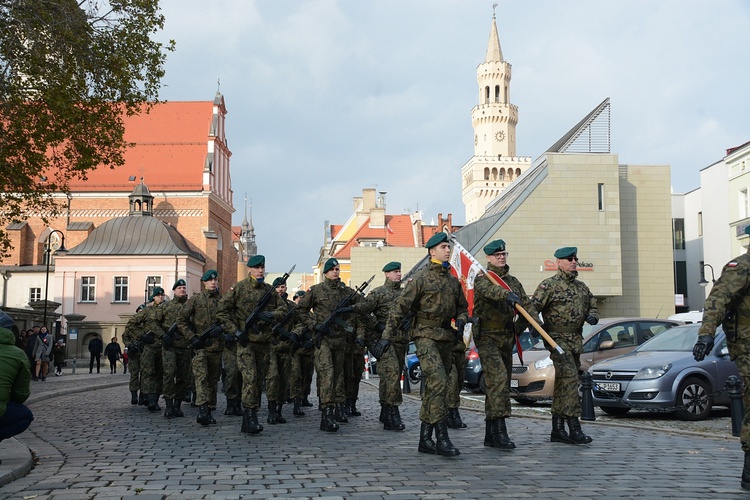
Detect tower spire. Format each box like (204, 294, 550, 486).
(239, 194, 257, 261)
(485, 5, 504, 63)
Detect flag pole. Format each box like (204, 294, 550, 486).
(446, 232, 564, 355)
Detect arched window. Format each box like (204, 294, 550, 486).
(491, 168, 498, 180)
(485, 86, 490, 104)
(495, 85, 501, 102)
(483, 167, 490, 180)
(516, 168, 522, 177)
(499, 168, 506, 180)
(508, 169, 514, 181)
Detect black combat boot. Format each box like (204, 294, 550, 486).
(224, 397, 234, 415)
(207, 408, 216, 424)
(302, 394, 313, 407)
(275, 403, 286, 424)
(384, 406, 405, 431)
(348, 398, 361, 417)
(293, 397, 305, 416)
(241, 408, 251, 433)
(244, 408, 263, 434)
(190, 390, 197, 407)
(483, 419, 496, 447)
(163, 399, 174, 419)
(232, 399, 243, 416)
(446, 408, 467, 429)
(197, 404, 210, 426)
(550, 415, 572, 443)
(173, 399, 184, 417)
(418, 422, 437, 454)
(267, 402, 278, 424)
(742, 451, 750, 490)
(343, 399, 352, 416)
(130, 390, 138, 405)
(320, 406, 339, 432)
(334, 403, 348, 423)
(379, 404, 386, 423)
(488, 418, 516, 449)
(434, 421, 460, 457)
(566, 417, 592, 444)
(147, 394, 161, 412)
(138, 391, 146, 406)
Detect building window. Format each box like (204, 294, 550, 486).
(740, 189, 750, 219)
(598, 183, 605, 211)
(29, 287, 42, 302)
(673, 218, 685, 250)
(114, 276, 129, 302)
(698, 212, 703, 237)
(145, 276, 162, 303)
(81, 277, 96, 302)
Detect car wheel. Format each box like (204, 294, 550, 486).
(599, 406, 631, 416)
(478, 374, 486, 394)
(409, 363, 421, 385)
(674, 376, 712, 421)
(512, 397, 537, 407)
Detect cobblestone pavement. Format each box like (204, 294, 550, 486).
(1, 370, 748, 499)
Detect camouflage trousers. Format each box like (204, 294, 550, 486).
(547, 332, 583, 417)
(192, 349, 222, 409)
(475, 333, 514, 419)
(238, 342, 270, 409)
(267, 348, 292, 404)
(378, 341, 407, 406)
(128, 353, 141, 393)
(140, 344, 163, 395)
(222, 348, 242, 400)
(162, 347, 191, 400)
(345, 344, 365, 401)
(728, 344, 750, 451)
(290, 349, 314, 399)
(446, 339, 466, 409)
(414, 337, 454, 425)
(314, 340, 345, 406)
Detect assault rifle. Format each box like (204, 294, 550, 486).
(235, 265, 296, 346)
(313, 275, 375, 347)
(127, 330, 155, 354)
(161, 322, 181, 349)
(188, 322, 224, 350)
(272, 305, 302, 348)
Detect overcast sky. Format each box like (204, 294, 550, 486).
(154, 0, 750, 272)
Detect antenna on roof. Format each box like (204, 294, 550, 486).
(493, 2, 498, 17)
(217, 78, 221, 92)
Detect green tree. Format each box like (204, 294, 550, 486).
(0, 0, 174, 256)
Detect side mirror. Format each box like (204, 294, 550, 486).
(599, 340, 615, 350)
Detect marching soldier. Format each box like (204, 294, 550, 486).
(222, 324, 243, 417)
(353, 261, 408, 430)
(216, 255, 286, 435)
(161, 279, 189, 419)
(289, 290, 315, 414)
(265, 277, 295, 424)
(141, 287, 167, 412)
(532, 246, 598, 445)
(446, 335, 468, 429)
(375, 233, 468, 456)
(473, 239, 538, 449)
(122, 303, 148, 405)
(178, 270, 224, 426)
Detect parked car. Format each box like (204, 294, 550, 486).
(464, 328, 541, 393)
(406, 341, 421, 384)
(509, 318, 682, 404)
(590, 323, 739, 421)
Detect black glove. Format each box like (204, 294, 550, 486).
(455, 318, 466, 333)
(693, 335, 715, 362)
(335, 306, 354, 315)
(257, 311, 275, 323)
(375, 321, 386, 334)
(127, 343, 140, 355)
(354, 337, 366, 347)
(585, 315, 598, 325)
(505, 292, 521, 308)
(223, 332, 237, 347)
(142, 331, 155, 344)
(314, 323, 330, 335)
(301, 339, 315, 350)
(188, 336, 204, 350)
(371, 338, 392, 359)
(161, 335, 173, 350)
(288, 332, 300, 345)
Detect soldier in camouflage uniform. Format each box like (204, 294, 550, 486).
(141, 287, 167, 412)
(122, 303, 148, 405)
(178, 270, 224, 426)
(474, 239, 538, 449)
(693, 225, 750, 490)
(222, 326, 243, 417)
(375, 233, 468, 457)
(161, 279, 189, 419)
(295, 257, 363, 432)
(289, 290, 315, 414)
(264, 277, 295, 424)
(353, 261, 408, 430)
(532, 246, 598, 445)
(216, 255, 286, 435)
(343, 314, 366, 417)
(445, 336, 468, 430)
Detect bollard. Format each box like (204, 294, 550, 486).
(402, 364, 411, 394)
(580, 371, 596, 421)
(72, 358, 77, 374)
(727, 375, 744, 437)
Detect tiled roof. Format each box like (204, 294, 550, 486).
(62, 101, 215, 192)
(333, 214, 416, 259)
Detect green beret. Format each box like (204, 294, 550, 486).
(323, 258, 339, 273)
(247, 255, 265, 267)
(136, 303, 147, 312)
(745, 226, 750, 236)
(382, 261, 401, 272)
(425, 232, 449, 249)
(172, 279, 186, 290)
(201, 269, 218, 281)
(151, 286, 165, 298)
(272, 277, 285, 287)
(554, 247, 578, 259)
(294, 290, 306, 298)
(483, 239, 506, 255)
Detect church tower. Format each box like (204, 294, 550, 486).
(239, 195, 257, 262)
(461, 9, 531, 223)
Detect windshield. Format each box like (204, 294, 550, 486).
(635, 324, 701, 352)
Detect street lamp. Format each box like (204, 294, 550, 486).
(698, 263, 716, 288)
(43, 230, 67, 329)
(144, 276, 157, 305)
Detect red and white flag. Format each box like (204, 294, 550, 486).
(449, 240, 483, 316)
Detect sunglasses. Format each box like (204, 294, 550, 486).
(492, 251, 508, 257)
(564, 256, 579, 262)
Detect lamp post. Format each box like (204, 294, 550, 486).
(43, 230, 67, 330)
(698, 263, 716, 288)
(144, 276, 156, 305)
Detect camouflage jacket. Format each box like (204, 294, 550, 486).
(178, 289, 224, 353)
(216, 277, 286, 345)
(295, 277, 363, 348)
(161, 295, 188, 348)
(271, 299, 298, 353)
(474, 263, 537, 339)
(142, 301, 167, 348)
(383, 260, 469, 343)
(532, 269, 598, 335)
(699, 251, 750, 339)
(354, 278, 405, 344)
(122, 309, 148, 348)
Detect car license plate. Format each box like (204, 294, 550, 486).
(510, 379, 518, 388)
(596, 382, 620, 392)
